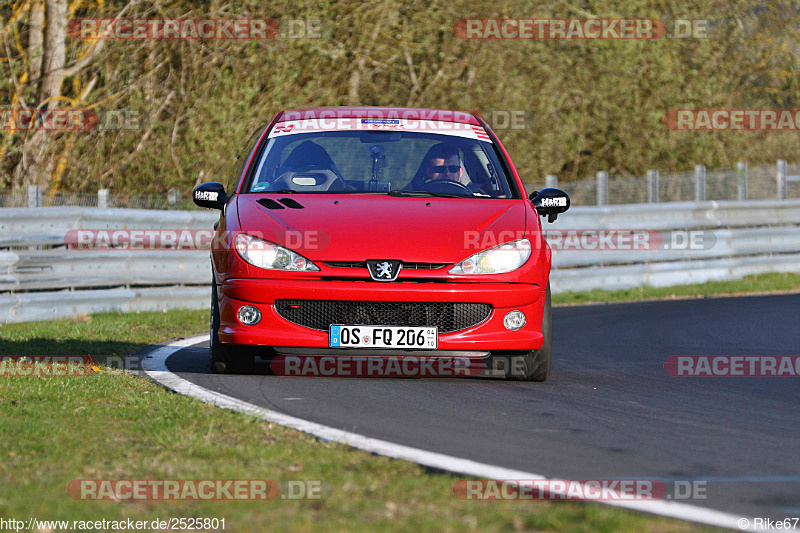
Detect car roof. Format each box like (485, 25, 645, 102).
(273, 107, 483, 125)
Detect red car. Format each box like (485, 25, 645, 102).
(193, 107, 569, 380)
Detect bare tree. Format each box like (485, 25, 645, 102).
(28, 0, 44, 88)
(41, 0, 67, 105)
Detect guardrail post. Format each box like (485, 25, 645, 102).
(97, 189, 109, 208)
(737, 161, 748, 200)
(27, 185, 42, 207)
(545, 174, 558, 189)
(694, 165, 706, 202)
(777, 159, 787, 200)
(647, 170, 659, 203)
(596, 171, 608, 205)
(167, 188, 180, 209)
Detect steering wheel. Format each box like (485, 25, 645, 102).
(419, 179, 474, 196)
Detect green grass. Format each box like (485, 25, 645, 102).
(553, 272, 800, 306)
(0, 309, 719, 532)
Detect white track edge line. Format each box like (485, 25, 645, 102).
(142, 335, 747, 531)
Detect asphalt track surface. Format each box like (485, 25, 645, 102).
(156, 293, 800, 525)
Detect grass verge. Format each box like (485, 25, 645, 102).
(0, 310, 725, 531)
(552, 271, 800, 306)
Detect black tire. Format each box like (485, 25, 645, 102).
(209, 279, 254, 374)
(496, 283, 552, 382)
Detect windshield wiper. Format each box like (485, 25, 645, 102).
(387, 190, 464, 198)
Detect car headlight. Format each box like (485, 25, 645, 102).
(234, 233, 319, 271)
(449, 238, 531, 275)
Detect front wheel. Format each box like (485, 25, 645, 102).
(209, 279, 254, 374)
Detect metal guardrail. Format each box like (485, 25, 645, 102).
(0, 286, 210, 323)
(0, 207, 217, 322)
(545, 199, 800, 230)
(550, 227, 800, 268)
(7, 159, 800, 210)
(0, 250, 210, 292)
(550, 253, 800, 293)
(545, 199, 800, 291)
(530, 159, 800, 205)
(0, 206, 216, 237)
(2, 201, 800, 322)
(1, 187, 197, 210)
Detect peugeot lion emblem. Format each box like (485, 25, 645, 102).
(376, 262, 392, 278)
(366, 260, 402, 282)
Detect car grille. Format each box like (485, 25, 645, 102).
(274, 300, 492, 333)
(323, 261, 448, 270)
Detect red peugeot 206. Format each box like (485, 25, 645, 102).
(193, 107, 569, 380)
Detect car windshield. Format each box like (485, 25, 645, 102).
(247, 124, 516, 198)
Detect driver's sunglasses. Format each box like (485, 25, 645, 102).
(432, 165, 461, 173)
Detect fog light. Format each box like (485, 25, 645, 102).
(503, 310, 526, 331)
(237, 305, 261, 326)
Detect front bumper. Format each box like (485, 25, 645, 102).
(218, 278, 546, 351)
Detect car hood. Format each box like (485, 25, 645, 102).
(236, 194, 528, 263)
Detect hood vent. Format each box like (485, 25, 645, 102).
(257, 198, 285, 210)
(279, 198, 304, 209)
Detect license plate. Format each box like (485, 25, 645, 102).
(329, 325, 437, 349)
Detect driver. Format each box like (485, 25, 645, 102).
(424, 142, 465, 184)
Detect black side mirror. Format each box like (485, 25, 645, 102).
(193, 182, 228, 210)
(529, 188, 570, 223)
